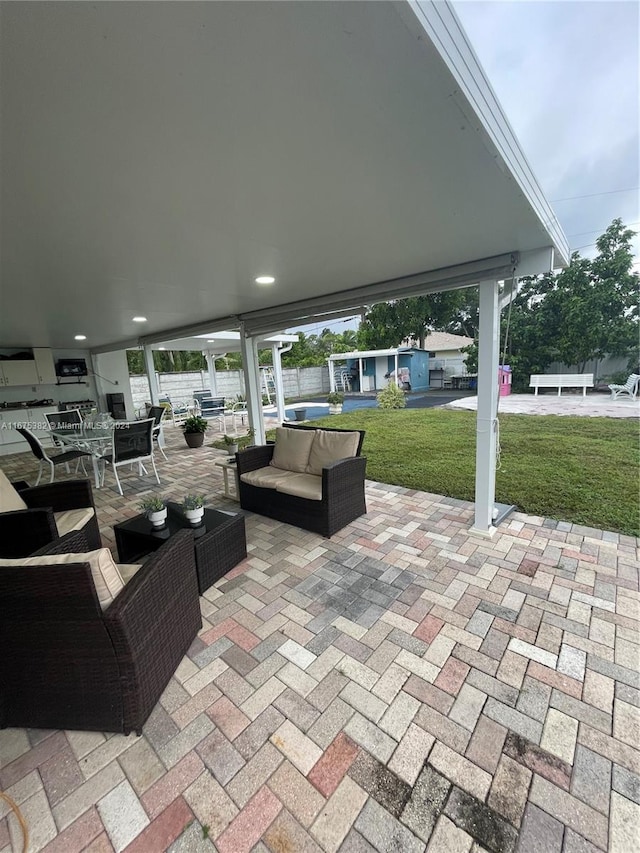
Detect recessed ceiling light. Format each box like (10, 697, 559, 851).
(132, 316, 147, 323)
(207, 340, 215, 343)
(158, 346, 166, 351)
(74, 334, 87, 341)
(255, 276, 275, 285)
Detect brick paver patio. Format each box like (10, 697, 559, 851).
(1, 423, 638, 852)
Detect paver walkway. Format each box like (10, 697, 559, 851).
(0, 426, 638, 852)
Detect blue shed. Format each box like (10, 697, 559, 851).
(328, 347, 430, 393)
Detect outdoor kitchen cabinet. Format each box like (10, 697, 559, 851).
(0, 406, 59, 455)
(0, 348, 55, 387)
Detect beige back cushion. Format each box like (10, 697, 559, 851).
(270, 427, 316, 473)
(0, 468, 28, 512)
(306, 430, 360, 476)
(0, 548, 125, 611)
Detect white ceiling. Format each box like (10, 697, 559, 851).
(0, 1, 569, 351)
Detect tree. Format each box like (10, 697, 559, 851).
(464, 218, 639, 390)
(358, 288, 478, 350)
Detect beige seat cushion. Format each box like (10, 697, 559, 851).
(0, 468, 28, 512)
(0, 548, 124, 610)
(241, 467, 299, 489)
(275, 473, 323, 501)
(118, 563, 144, 584)
(54, 507, 95, 535)
(270, 427, 315, 473)
(306, 430, 360, 476)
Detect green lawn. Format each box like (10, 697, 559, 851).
(309, 409, 640, 536)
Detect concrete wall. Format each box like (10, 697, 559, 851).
(129, 366, 330, 413)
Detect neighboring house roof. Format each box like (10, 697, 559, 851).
(422, 332, 474, 351)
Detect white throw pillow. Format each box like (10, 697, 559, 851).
(0, 468, 28, 512)
(0, 548, 125, 611)
(270, 427, 316, 473)
(306, 430, 360, 476)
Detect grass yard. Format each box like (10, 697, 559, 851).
(310, 408, 640, 536)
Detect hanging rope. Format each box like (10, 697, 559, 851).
(495, 267, 517, 471)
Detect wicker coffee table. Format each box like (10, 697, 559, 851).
(114, 502, 246, 594)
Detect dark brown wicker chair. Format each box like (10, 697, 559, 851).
(236, 424, 366, 537)
(0, 529, 201, 735)
(0, 478, 101, 558)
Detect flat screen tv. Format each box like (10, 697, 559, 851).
(56, 358, 88, 377)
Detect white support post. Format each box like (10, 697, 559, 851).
(143, 346, 159, 406)
(472, 280, 500, 536)
(205, 351, 218, 397)
(394, 353, 399, 387)
(359, 358, 364, 394)
(272, 344, 286, 424)
(328, 359, 335, 393)
(240, 322, 265, 445)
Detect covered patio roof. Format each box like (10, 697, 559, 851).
(1, 1, 568, 351)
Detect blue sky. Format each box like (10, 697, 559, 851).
(292, 0, 639, 337)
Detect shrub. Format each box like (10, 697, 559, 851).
(377, 382, 406, 409)
(182, 415, 208, 433)
(327, 391, 345, 405)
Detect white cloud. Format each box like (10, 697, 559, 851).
(454, 0, 639, 257)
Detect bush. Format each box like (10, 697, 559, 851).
(377, 383, 406, 409)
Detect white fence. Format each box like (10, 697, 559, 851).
(130, 366, 330, 412)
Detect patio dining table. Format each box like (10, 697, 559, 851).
(51, 425, 112, 489)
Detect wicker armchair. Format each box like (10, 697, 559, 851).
(236, 424, 366, 537)
(0, 529, 201, 734)
(0, 478, 101, 558)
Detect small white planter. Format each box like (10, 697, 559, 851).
(226, 444, 238, 456)
(148, 508, 167, 528)
(329, 404, 343, 414)
(184, 507, 205, 526)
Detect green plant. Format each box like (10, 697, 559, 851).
(182, 494, 205, 510)
(138, 495, 166, 513)
(376, 383, 406, 409)
(182, 415, 208, 434)
(327, 391, 345, 405)
(223, 434, 239, 446)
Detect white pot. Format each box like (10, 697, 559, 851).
(148, 508, 167, 528)
(184, 507, 205, 525)
(227, 444, 238, 456)
(329, 404, 343, 414)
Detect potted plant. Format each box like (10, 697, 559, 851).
(223, 433, 239, 455)
(327, 391, 344, 414)
(182, 494, 206, 526)
(182, 415, 208, 448)
(139, 495, 167, 528)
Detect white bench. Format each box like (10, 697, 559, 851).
(529, 373, 594, 397)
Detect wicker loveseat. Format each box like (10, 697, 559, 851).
(236, 423, 366, 537)
(0, 528, 201, 734)
(0, 469, 101, 558)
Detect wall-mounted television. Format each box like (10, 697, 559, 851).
(56, 358, 88, 377)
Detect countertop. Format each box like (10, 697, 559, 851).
(0, 402, 56, 411)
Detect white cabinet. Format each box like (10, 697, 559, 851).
(0, 360, 38, 387)
(0, 406, 58, 455)
(33, 348, 57, 384)
(0, 348, 55, 386)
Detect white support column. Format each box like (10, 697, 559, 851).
(143, 346, 159, 406)
(328, 359, 335, 393)
(472, 280, 500, 536)
(240, 323, 265, 445)
(272, 344, 286, 424)
(205, 351, 218, 397)
(359, 358, 364, 394)
(394, 352, 399, 387)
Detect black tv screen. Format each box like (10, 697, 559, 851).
(56, 359, 88, 377)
